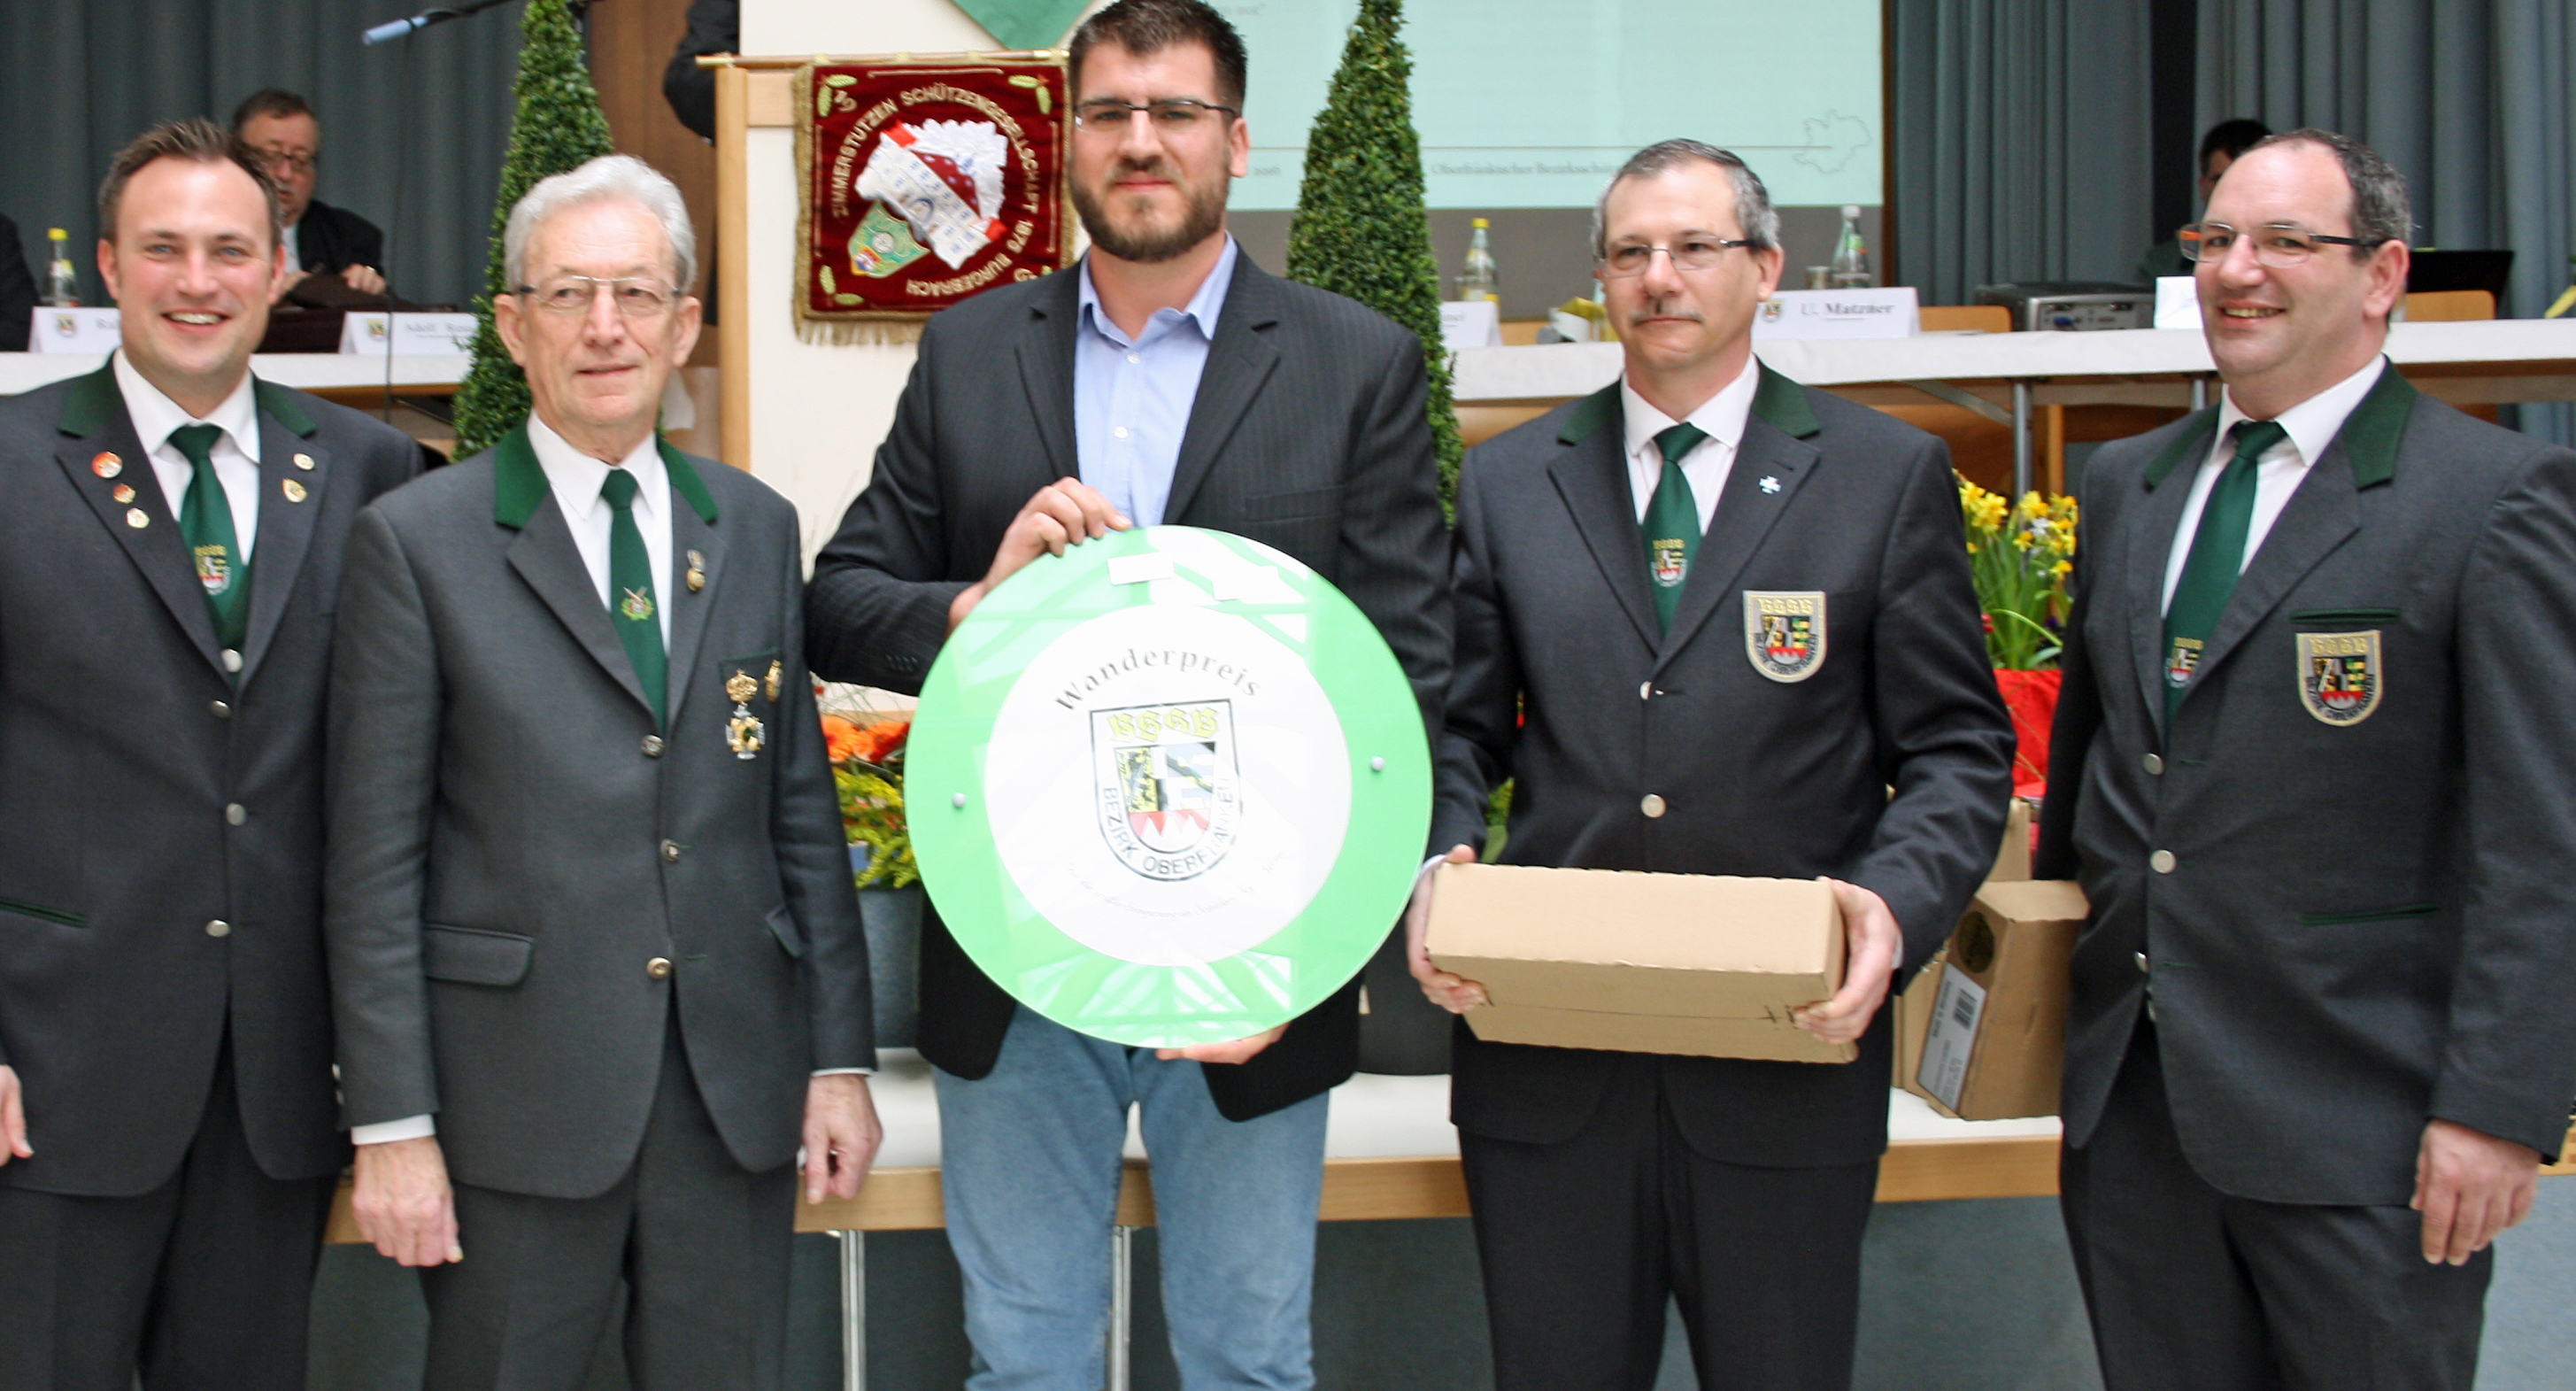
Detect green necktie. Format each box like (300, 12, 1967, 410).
(2162, 419, 2288, 723)
(169, 423, 251, 654)
(1640, 421, 1709, 633)
(600, 468, 667, 727)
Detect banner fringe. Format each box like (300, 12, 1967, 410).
(794, 316, 928, 346)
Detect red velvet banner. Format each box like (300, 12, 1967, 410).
(797, 58, 1069, 331)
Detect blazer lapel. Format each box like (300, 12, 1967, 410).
(1654, 367, 1823, 668)
(2182, 444, 2369, 703)
(1015, 270, 1082, 483)
(51, 366, 224, 671)
(1165, 260, 1283, 522)
(235, 379, 324, 685)
(1545, 386, 1661, 650)
(2126, 412, 2217, 730)
(493, 427, 654, 719)
(659, 440, 723, 726)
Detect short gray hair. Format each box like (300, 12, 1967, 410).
(503, 154, 698, 290)
(2248, 128, 2411, 259)
(1593, 140, 1781, 259)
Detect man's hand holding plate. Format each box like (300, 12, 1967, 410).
(948, 479, 1130, 634)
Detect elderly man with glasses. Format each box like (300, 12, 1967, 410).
(806, 0, 1448, 1385)
(323, 153, 880, 1391)
(1404, 138, 2013, 1391)
(2037, 128, 2576, 1391)
(232, 89, 387, 298)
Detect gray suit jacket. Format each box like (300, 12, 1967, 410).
(0, 364, 418, 1196)
(2037, 368, 2576, 1204)
(326, 426, 871, 1200)
(1433, 371, 2016, 1166)
(806, 252, 1450, 1120)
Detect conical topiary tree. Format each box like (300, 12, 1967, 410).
(451, 0, 617, 459)
(1284, 0, 1463, 514)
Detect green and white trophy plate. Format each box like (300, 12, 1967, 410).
(908, 526, 1431, 1048)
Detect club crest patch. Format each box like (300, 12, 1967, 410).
(2295, 630, 2382, 725)
(1091, 700, 1242, 882)
(1743, 591, 1827, 683)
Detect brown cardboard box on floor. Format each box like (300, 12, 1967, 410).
(1899, 879, 2090, 1120)
(1423, 862, 1854, 1064)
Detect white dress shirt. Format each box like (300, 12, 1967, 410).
(116, 351, 262, 568)
(2160, 356, 2387, 614)
(526, 413, 675, 649)
(1620, 355, 1762, 532)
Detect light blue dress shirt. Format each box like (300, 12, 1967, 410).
(1072, 236, 1238, 526)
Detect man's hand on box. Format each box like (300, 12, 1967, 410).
(1406, 845, 1487, 1014)
(1793, 878, 1901, 1046)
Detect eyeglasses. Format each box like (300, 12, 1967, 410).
(514, 276, 682, 317)
(256, 150, 317, 176)
(2180, 221, 2389, 267)
(1596, 238, 1752, 278)
(1070, 98, 1238, 134)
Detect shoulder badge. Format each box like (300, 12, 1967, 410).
(1743, 591, 1827, 683)
(2295, 630, 2381, 725)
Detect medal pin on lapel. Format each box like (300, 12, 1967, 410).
(685, 549, 706, 592)
(92, 452, 121, 478)
(112, 484, 135, 505)
(282, 479, 307, 503)
(1759, 475, 1782, 494)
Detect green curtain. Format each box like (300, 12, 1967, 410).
(0, 0, 523, 310)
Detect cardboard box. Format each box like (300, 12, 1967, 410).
(1900, 879, 2089, 1119)
(1424, 862, 1853, 1064)
(1989, 799, 2032, 882)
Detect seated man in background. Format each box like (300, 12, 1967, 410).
(0, 213, 31, 350)
(2137, 118, 2271, 281)
(233, 89, 388, 298)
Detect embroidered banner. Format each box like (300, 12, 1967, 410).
(797, 58, 1070, 341)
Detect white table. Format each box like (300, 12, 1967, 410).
(0, 352, 470, 400)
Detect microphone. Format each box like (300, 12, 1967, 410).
(360, 0, 520, 46)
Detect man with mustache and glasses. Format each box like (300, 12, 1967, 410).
(0, 118, 418, 1391)
(2037, 129, 2576, 1391)
(1406, 140, 2012, 1390)
(806, 0, 1447, 1384)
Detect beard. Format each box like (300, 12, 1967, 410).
(1072, 155, 1229, 263)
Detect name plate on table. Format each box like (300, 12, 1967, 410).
(1753, 288, 1919, 340)
(339, 313, 478, 355)
(906, 526, 1432, 1049)
(28, 307, 120, 352)
(2154, 276, 2202, 329)
(1438, 298, 1502, 352)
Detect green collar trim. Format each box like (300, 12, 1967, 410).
(2141, 408, 2221, 489)
(1556, 383, 1619, 444)
(1750, 362, 1820, 438)
(659, 437, 721, 523)
(252, 378, 317, 437)
(494, 424, 549, 528)
(2142, 362, 2417, 491)
(494, 424, 721, 529)
(57, 362, 314, 439)
(57, 364, 120, 437)
(1555, 361, 1818, 445)
(2335, 365, 2416, 489)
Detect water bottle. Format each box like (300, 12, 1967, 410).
(1829, 205, 1871, 289)
(42, 228, 78, 306)
(1456, 218, 1498, 302)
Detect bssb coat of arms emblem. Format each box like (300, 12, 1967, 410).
(2294, 630, 2382, 725)
(1091, 700, 1242, 882)
(1742, 591, 1827, 682)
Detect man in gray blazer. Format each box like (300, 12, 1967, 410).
(2036, 129, 2576, 1389)
(806, 3, 1447, 1382)
(1404, 141, 2013, 1390)
(325, 155, 879, 1390)
(0, 120, 419, 1390)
